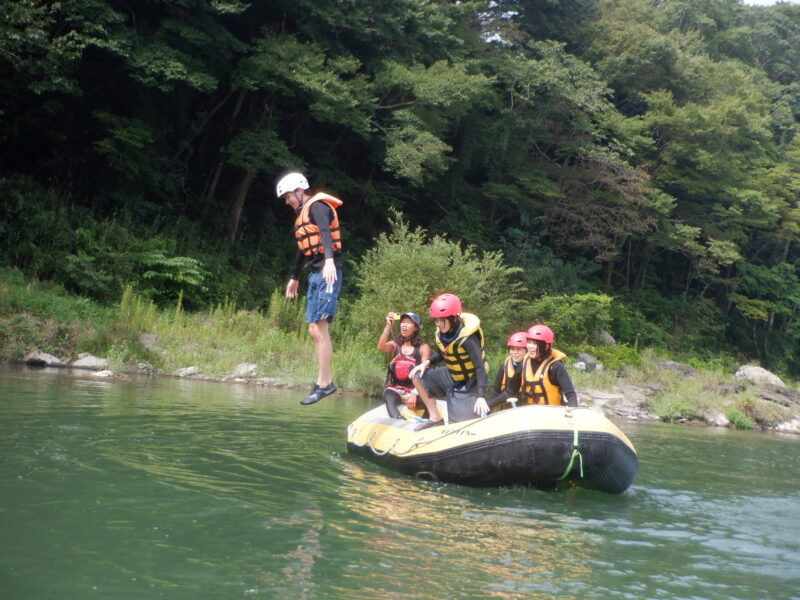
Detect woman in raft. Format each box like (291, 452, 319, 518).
(519, 324, 578, 407)
(377, 311, 431, 418)
(480, 331, 527, 414)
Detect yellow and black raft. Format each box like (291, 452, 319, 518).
(347, 404, 638, 493)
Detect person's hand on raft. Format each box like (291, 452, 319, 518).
(409, 360, 429, 380)
(473, 397, 489, 417)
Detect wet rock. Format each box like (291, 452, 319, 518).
(775, 418, 800, 434)
(24, 350, 65, 367)
(70, 354, 109, 370)
(88, 370, 115, 378)
(653, 359, 695, 378)
(734, 365, 785, 387)
(176, 366, 199, 377)
(232, 362, 258, 378)
(708, 412, 730, 428)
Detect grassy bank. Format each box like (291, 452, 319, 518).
(0, 268, 389, 394)
(2, 268, 798, 431)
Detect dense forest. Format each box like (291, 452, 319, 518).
(2, 0, 799, 375)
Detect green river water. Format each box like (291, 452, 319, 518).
(1, 365, 799, 600)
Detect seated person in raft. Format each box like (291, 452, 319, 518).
(483, 331, 527, 413)
(408, 293, 490, 429)
(518, 324, 578, 407)
(377, 311, 430, 419)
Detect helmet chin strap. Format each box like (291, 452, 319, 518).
(290, 190, 304, 212)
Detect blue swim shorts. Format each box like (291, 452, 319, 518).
(305, 269, 342, 324)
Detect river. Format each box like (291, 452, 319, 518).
(1, 365, 798, 600)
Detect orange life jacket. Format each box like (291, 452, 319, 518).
(293, 193, 342, 256)
(520, 349, 567, 405)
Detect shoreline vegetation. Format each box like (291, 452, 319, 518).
(3, 265, 799, 436)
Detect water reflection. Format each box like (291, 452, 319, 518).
(334, 458, 596, 600)
(2, 366, 800, 600)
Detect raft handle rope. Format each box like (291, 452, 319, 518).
(557, 427, 584, 481)
(369, 437, 400, 456)
(350, 428, 420, 456)
(350, 414, 491, 455)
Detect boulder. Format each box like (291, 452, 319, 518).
(574, 352, 598, 373)
(753, 385, 800, 408)
(708, 412, 730, 428)
(596, 329, 616, 346)
(734, 365, 785, 387)
(70, 354, 109, 370)
(579, 386, 659, 421)
(776, 419, 800, 434)
(24, 350, 65, 367)
(232, 362, 258, 378)
(653, 359, 695, 378)
(88, 370, 115, 378)
(177, 366, 199, 377)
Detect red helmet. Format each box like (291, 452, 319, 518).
(526, 324, 554, 344)
(429, 293, 462, 318)
(506, 332, 528, 348)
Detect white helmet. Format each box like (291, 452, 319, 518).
(276, 172, 309, 198)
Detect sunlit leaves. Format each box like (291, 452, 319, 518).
(382, 110, 453, 183)
(225, 128, 294, 174)
(237, 33, 373, 135)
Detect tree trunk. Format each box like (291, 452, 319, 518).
(227, 170, 256, 243)
(204, 90, 248, 217)
(604, 258, 614, 286)
(636, 247, 650, 289)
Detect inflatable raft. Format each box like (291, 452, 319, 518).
(347, 404, 638, 493)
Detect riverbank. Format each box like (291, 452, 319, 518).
(3, 268, 799, 435)
(11, 347, 800, 436)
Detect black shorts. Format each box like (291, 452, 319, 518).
(418, 366, 477, 423)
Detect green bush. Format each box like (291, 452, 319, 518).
(724, 406, 755, 430)
(652, 398, 699, 422)
(578, 344, 643, 370)
(0, 268, 106, 358)
(524, 293, 613, 346)
(349, 212, 525, 348)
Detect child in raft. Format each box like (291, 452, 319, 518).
(377, 311, 431, 419)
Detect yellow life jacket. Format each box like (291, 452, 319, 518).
(435, 312, 488, 385)
(497, 356, 518, 393)
(492, 355, 521, 413)
(293, 193, 342, 256)
(520, 348, 567, 405)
